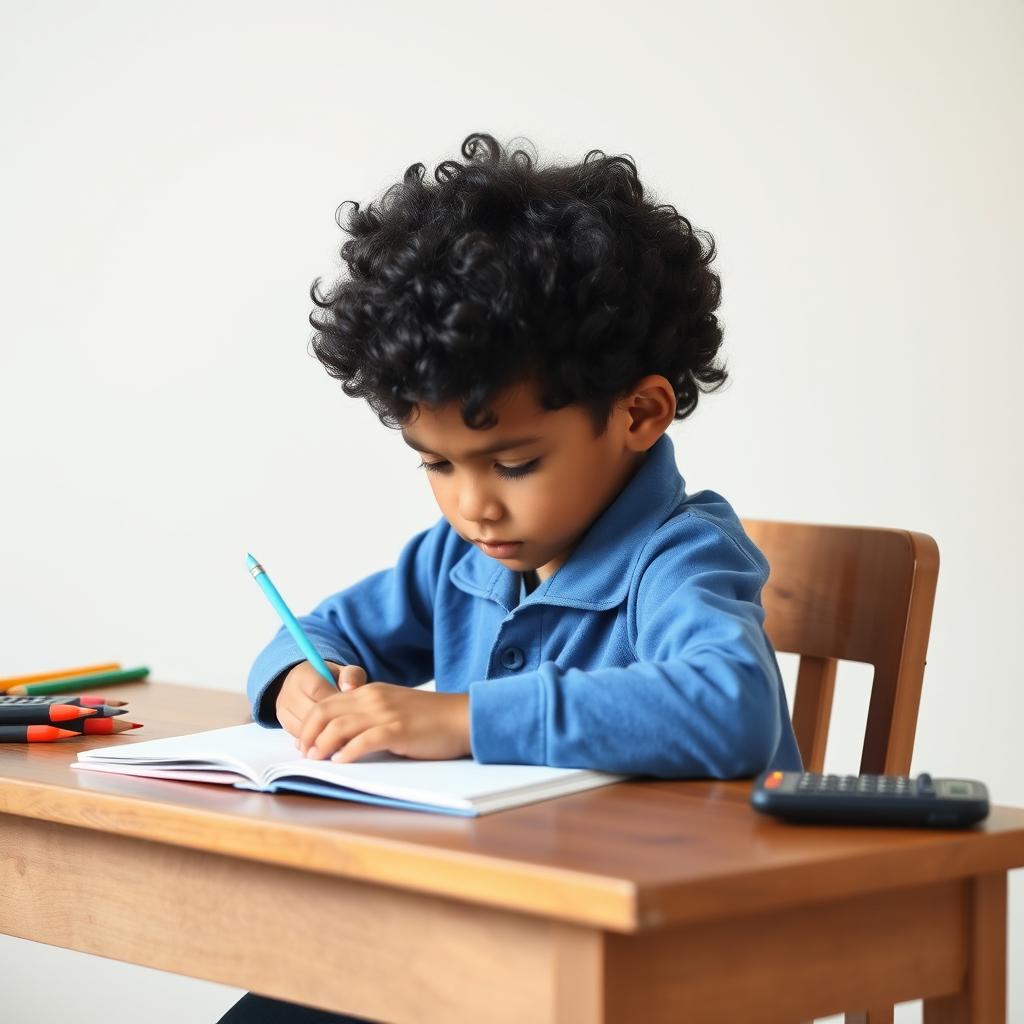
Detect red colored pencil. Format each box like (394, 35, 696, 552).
(60, 719, 143, 735)
(53, 696, 129, 708)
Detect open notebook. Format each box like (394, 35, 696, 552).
(72, 723, 626, 816)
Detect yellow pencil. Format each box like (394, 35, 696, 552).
(0, 662, 122, 693)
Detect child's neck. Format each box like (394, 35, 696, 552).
(522, 568, 541, 594)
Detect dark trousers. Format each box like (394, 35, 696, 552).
(216, 992, 374, 1024)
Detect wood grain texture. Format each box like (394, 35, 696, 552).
(602, 880, 966, 1022)
(0, 815, 556, 1023)
(922, 872, 1007, 1023)
(0, 815, 992, 1023)
(1, 682, 1021, 1021)
(743, 519, 940, 776)
(1, 682, 1023, 936)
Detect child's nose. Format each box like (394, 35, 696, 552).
(458, 480, 503, 523)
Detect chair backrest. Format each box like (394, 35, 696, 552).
(741, 519, 940, 776)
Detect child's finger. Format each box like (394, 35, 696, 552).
(304, 712, 372, 760)
(278, 704, 304, 738)
(297, 694, 349, 754)
(331, 724, 396, 764)
(338, 665, 368, 692)
(299, 665, 340, 701)
(283, 695, 322, 742)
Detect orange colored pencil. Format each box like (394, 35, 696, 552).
(0, 725, 80, 742)
(0, 663, 122, 693)
(0, 704, 97, 724)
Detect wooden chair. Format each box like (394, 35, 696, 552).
(741, 519, 941, 1024)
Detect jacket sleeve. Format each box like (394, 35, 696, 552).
(246, 517, 451, 727)
(468, 512, 786, 778)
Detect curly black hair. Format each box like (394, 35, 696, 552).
(309, 132, 727, 432)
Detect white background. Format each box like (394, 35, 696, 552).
(1, 1, 1021, 1021)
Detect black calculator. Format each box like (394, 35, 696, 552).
(0, 696, 83, 706)
(750, 771, 989, 827)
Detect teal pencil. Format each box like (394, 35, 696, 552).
(246, 554, 338, 689)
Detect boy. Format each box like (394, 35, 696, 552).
(221, 131, 802, 1023)
(246, 130, 802, 775)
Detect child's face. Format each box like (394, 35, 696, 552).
(401, 379, 649, 582)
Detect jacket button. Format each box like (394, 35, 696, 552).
(500, 646, 525, 671)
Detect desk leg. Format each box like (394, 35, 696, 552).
(923, 872, 1006, 1024)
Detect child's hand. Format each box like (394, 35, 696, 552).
(297, 683, 471, 764)
(275, 660, 367, 739)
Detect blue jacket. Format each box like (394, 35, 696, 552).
(246, 433, 803, 778)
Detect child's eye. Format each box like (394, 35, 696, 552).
(418, 459, 452, 474)
(494, 458, 540, 480)
(417, 458, 540, 479)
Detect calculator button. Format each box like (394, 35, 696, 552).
(917, 773, 936, 797)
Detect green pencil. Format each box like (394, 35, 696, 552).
(7, 666, 150, 696)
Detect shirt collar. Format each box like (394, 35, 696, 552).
(449, 432, 686, 612)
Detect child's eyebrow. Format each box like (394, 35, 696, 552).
(401, 432, 543, 458)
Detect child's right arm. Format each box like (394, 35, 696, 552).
(246, 517, 457, 728)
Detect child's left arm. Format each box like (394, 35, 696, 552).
(469, 512, 795, 779)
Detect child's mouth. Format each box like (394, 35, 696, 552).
(477, 539, 523, 558)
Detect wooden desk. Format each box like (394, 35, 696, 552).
(1, 681, 1022, 1023)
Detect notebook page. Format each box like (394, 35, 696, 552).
(77, 722, 625, 808)
(266, 747, 624, 809)
(75, 722, 297, 781)
(72, 762, 244, 785)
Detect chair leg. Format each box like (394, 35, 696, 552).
(845, 1009, 894, 1024)
(796, 1003, 895, 1023)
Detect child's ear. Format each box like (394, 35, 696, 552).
(620, 375, 676, 452)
